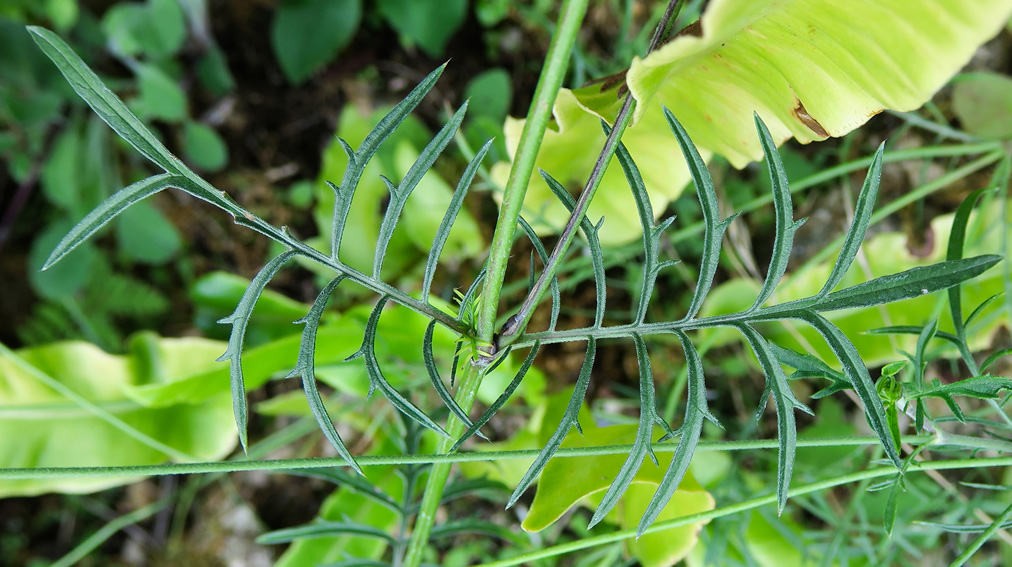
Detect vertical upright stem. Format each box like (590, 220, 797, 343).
(401, 3, 589, 565)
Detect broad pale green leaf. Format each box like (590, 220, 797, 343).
(182, 120, 228, 172)
(132, 63, 187, 122)
(101, 0, 186, 58)
(0, 334, 235, 497)
(523, 424, 714, 567)
(494, 0, 1012, 244)
(114, 199, 182, 264)
(270, 0, 361, 85)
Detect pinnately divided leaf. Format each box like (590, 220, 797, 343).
(664, 108, 735, 321)
(217, 249, 297, 452)
(817, 143, 884, 298)
(331, 63, 447, 257)
(508, 338, 596, 509)
(373, 102, 469, 279)
(423, 320, 482, 437)
(287, 276, 362, 474)
(43, 174, 183, 270)
(750, 113, 805, 312)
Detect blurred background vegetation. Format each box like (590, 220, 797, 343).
(2, 1, 1012, 566)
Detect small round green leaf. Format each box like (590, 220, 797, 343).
(115, 199, 182, 264)
(464, 68, 512, 121)
(182, 121, 228, 172)
(29, 220, 98, 299)
(953, 72, 1012, 139)
(270, 0, 361, 85)
(377, 0, 466, 57)
(133, 64, 186, 122)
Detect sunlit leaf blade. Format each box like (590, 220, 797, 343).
(750, 114, 803, 312)
(806, 255, 1002, 312)
(509, 338, 596, 508)
(373, 102, 468, 278)
(818, 143, 884, 297)
(769, 343, 849, 399)
(737, 323, 809, 513)
(452, 342, 541, 452)
(422, 139, 492, 301)
(332, 64, 447, 255)
(792, 311, 901, 466)
(217, 249, 297, 452)
(664, 108, 734, 320)
(287, 276, 362, 474)
(638, 330, 715, 535)
(422, 320, 482, 437)
(360, 297, 448, 437)
(256, 521, 395, 544)
(542, 171, 606, 328)
(589, 334, 658, 528)
(947, 188, 991, 336)
(517, 216, 560, 331)
(28, 26, 182, 175)
(43, 174, 181, 270)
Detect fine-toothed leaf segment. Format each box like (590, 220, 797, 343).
(30, 19, 1003, 543)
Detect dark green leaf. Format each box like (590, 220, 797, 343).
(664, 108, 735, 320)
(543, 171, 606, 328)
(332, 64, 446, 257)
(750, 114, 803, 311)
(509, 338, 595, 508)
(864, 325, 962, 347)
(768, 343, 849, 399)
(30, 221, 97, 299)
(422, 321, 481, 437)
(638, 329, 717, 535)
(982, 348, 1012, 374)
(911, 376, 1012, 404)
(805, 255, 1003, 313)
(133, 64, 186, 122)
(738, 323, 810, 513)
(422, 139, 491, 301)
(589, 334, 659, 528)
(270, 0, 361, 85)
(948, 188, 992, 337)
(43, 173, 180, 269)
(792, 311, 901, 467)
(377, 0, 467, 57)
(288, 276, 362, 474)
(359, 297, 448, 437)
(452, 343, 541, 452)
(818, 143, 883, 297)
(182, 121, 229, 172)
(285, 468, 399, 512)
(517, 216, 560, 331)
(464, 69, 512, 121)
(429, 519, 525, 543)
(217, 249, 297, 452)
(373, 102, 468, 278)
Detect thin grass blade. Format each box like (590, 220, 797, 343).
(286, 469, 400, 511)
(43, 173, 181, 269)
(361, 297, 448, 437)
(792, 311, 901, 466)
(769, 343, 849, 399)
(947, 188, 992, 337)
(422, 320, 483, 437)
(452, 342, 541, 452)
(373, 102, 468, 278)
(950, 500, 1012, 567)
(508, 338, 596, 508)
(818, 143, 884, 297)
(288, 276, 362, 474)
(332, 64, 447, 255)
(589, 334, 658, 528)
(217, 249, 297, 452)
(663, 109, 736, 320)
(422, 139, 491, 301)
(750, 114, 803, 311)
(256, 521, 395, 544)
(543, 171, 606, 328)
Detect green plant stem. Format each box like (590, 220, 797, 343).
(0, 435, 952, 480)
(476, 0, 589, 343)
(949, 499, 1012, 567)
(499, 0, 687, 346)
(473, 456, 1012, 567)
(50, 497, 171, 567)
